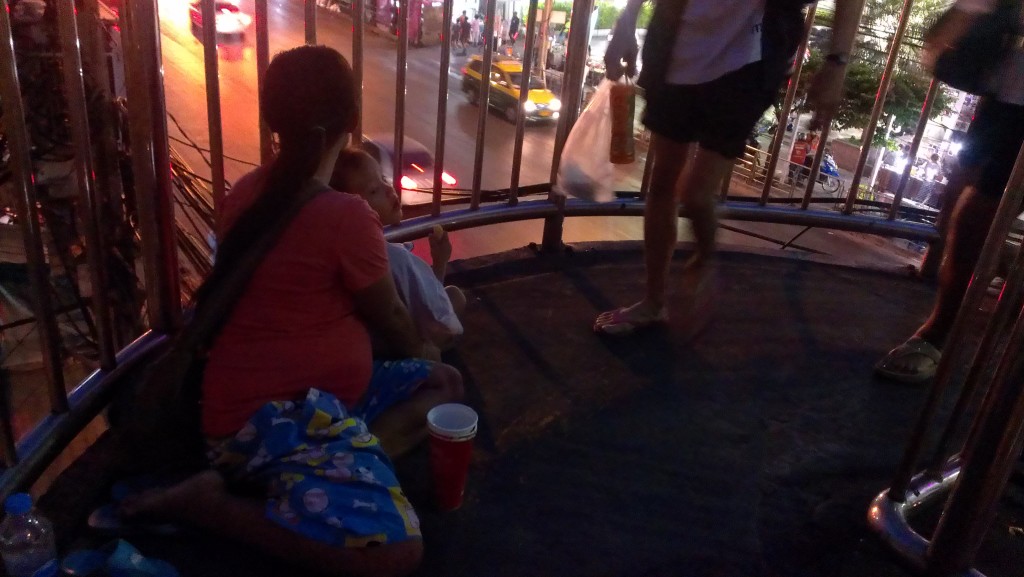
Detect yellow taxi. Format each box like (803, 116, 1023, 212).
(461, 55, 561, 123)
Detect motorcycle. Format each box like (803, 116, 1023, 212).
(818, 152, 842, 193)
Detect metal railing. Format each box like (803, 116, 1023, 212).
(0, 1, 1022, 576)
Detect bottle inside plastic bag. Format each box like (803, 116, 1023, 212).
(555, 80, 617, 203)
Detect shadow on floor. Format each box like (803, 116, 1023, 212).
(40, 242, 1024, 577)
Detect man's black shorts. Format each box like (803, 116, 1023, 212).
(643, 61, 778, 159)
(959, 98, 1024, 198)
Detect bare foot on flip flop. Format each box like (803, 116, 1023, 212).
(120, 470, 226, 525)
(875, 336, 942, 385)
(594, 301, 668, 336)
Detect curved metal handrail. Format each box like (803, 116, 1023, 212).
(383, 198, 940, 244)
(0, 331, 170, 498)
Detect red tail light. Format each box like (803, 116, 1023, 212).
(441, 171, 457, 186)
(400, 176, 416, 189)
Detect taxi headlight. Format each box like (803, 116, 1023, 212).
(523, 100, 537, 112)
(549, 98, 562, 112)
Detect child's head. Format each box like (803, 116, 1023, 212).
(331, 149, 402, 226)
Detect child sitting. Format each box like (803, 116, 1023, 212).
(331, 148, 466, 358)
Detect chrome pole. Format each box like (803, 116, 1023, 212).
(353, 0, 365, 142)
(509, 0, 541, 207)
(0, 0, 67, 409)
(201, 0, 226, 215)
(889, 144, 1024, 497)
(761, 4, 816, 205)
(471, 0, 498, 210)
(432, 0, 456, 217)
(891, 78, 940, 220)
(121, 0, 182, 332)
(0, 365, 15, 465)
(639, 145, 654, 199)
(926, 220, 1024, 475)
(306, 0, 318, 44)
(843, 0, 914, 214)
(541, 0, 595, 250)
(926, 317, 1024, 576)
(395, 0, 409, 204)
(255, 0, 273, 164)
(56, 0, 116, 369)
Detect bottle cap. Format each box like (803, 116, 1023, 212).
(4, 493, 32, 515)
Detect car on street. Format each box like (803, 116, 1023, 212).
(360, 135, 458, 194)
(189, 0, 252, 44)
(461, 55, 561, 123)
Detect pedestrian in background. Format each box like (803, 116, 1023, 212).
(471, 14, 482, 46)
(594, 0, 864, 336)
(509, 11, 520, 43)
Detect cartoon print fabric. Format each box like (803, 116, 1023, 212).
(209, 388, 421, 547)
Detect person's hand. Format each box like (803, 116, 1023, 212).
(429, 225, 452, 269)
(806, 61, 846, 130)
(604, 20, 638, 81)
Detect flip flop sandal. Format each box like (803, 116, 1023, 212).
(87, 477, 181, 536)
(63, 539, 179, 577)
(593, 307, 669, 336)
(874, 336, 942, 385)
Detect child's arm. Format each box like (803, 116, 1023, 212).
(429, 225, 452, 282)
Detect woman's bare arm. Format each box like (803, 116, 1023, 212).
(353, 275, 423, 359)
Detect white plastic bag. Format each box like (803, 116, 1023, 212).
(555, 79, 616, 203)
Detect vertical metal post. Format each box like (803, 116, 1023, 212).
(121, 0, 182, 332)
(255, 0, 273, 164)
(56, 0, 116, 370)
(0, 365, 15, 465)
(541, 0, 596, 250)
(639, 146, 654, 199)
(843, 0, 914, 214)
(0, 0, 67, 409)
(761, 4, 816, 205)
(891, 78, 940, 220)
(470, 0, 498, 210)
(432, 0, 456, 217)
(509, 0, 540, 207)
(925, 324, 1024, 576)
(201, 0, 226, 215)
(395, 0, 409, 203)
(353, 0, 365, 142)
(926, 231, 1024, 475)
(889, 144, 1024, 497)
(306, 0, 318, 44)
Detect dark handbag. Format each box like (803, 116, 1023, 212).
(934, 0, 1022, 95)
(108, 179, 331, 473)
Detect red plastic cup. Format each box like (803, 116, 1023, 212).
(426, 403, 478, 511)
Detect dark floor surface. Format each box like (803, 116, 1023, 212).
(41, 242, 1024, 577)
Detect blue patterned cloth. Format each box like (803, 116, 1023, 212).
(208, 388, 422, 547)
(354, 359, 434, 424)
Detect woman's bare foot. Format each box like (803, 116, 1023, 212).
(120, 470, 226, 525)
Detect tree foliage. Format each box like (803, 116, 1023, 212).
(799, 0, 952, 144)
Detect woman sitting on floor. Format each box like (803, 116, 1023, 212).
(122, 45, 462, 577)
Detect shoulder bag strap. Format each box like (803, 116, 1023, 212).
(177, 179, 332, 351)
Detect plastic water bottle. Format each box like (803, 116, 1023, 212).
(0, 493, 57, 577)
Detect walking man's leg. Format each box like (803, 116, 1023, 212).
(594, 135, 691, 334)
